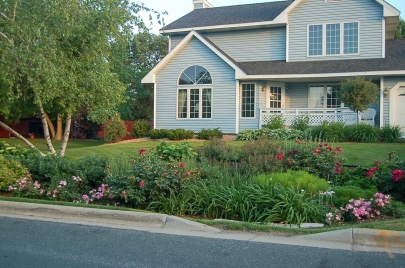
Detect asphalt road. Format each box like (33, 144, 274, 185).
(1, 216, 404, 268)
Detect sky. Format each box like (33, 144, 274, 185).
(137, 0, 405, 35)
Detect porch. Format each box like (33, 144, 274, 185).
(259, 108, 358, 128)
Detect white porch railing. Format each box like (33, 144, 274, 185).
(259, 108, 358, 128)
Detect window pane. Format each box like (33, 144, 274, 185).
(178, 66, 212, 85)
(202, 88, 212, 118)
(190, 89, 199, 118)
(309, 25, 323, 56)
(178, 89, 188, 118)
(326, 23, 340, 55)
(241, 84, 255, 118)
(309, 86, 324, 108)
(326, 85, 341, 108)
(344, 22, 358, 54)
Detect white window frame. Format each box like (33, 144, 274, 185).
(307, 21, 360, 57)
(177, 87, 213, 119)
(308, 84, 346, 108)
(240, 83, 256, 119)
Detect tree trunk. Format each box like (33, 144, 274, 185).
(0, 121, 46, 157)
(59, 114, 71, 157)
(55, 113, 63, 141)
(38, 102, 57, 155)
(44, 112, 56, 138)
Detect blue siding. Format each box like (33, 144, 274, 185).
(170, 34, 187, 51)
(288, 0, 383, 62)
(156, 37, 237, 133)
(239, 82, 265, 131)
(205, 27, 286, 62)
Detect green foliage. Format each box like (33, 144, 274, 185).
(167, 128, 194, 140)
(311, 121, 347, 142)
(149, 129, 169, 139)
(266, 184, 325, 225)
(383, 201, 405, 218)
(0, 141, 33, 160)
(132, 120, 152, 138)
(339, 77, 379, 113)
(263, 115, 285, 130)
(291, 115, 310, 131)
(155, 141, 197, 162)
(252, 170, 329, 195)
(104, 117, 128, 143)
(197, 128, 223, 140)
(379, 125, 402, 143)
(332, 186, 377, 209)
(0, 157, 31, 191)
(236, 128, 309, 141)
(345, 123, 379, 143)
(395, 17, 405, 39)
(197, 138, 234, 163)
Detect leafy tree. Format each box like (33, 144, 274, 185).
(338, 77, 380, 121)
(0, 0, 164, 156)
(395, 17, 405, 39)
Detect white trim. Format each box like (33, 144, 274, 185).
(176, 87, 213, 120)
(266, 82, 286, 108)
(286, 24, 290, 62)
(380, 77, 384, 127)
(240, 82, 257, 119)
(177, 65, 213, 85)
(308, 84, 344, 109)
(154, 82, 157, 129)
(168, 36, 172, 52)
(235, 80, 240, 134)
(389, 82, 405, 125)
(382, 18, 386, 58)
(142, 30, 245, 84)
(236, 71, 405, 80)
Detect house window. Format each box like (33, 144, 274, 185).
(241, 83, 255, 118)
(308, 22, 359, 56)
(309, 85, 344, 108)
(177, 66, 212, 119)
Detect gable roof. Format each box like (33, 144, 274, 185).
(141, 31, 246, 84)
(162, 0, 294, 33)
(237, 39, 405, 79)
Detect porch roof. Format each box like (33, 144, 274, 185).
(238, 39, 405, 76)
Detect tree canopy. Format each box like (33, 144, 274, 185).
(0, 0, 164, 155)
(395, 17, 405, 39)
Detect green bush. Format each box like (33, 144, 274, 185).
(0, 141, 33, 160)
(311, 121, 346, 142)
(345, 123, 379, 143)
(0, 157, 31, 191)
(197, 138, 234, 163)
(263, 114, 285, 130)
(332, 186, 377, 209)
(236, 128, 309, 141)
(197, 128, 223, 140)
(379, 125, 402, 143)
(149, 129, 169, 139)
(104, 117, 128, 143)
(291, 115, 310, 132)
(167, 128, 194, 140)
(155, 141, 197, 162)
(252, 170, 329, 195)
(133, 119, 152, 138)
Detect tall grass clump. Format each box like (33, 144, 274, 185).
(379, 125, 402, 143)
(345, 123, 379, 143)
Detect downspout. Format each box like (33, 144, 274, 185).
(235, 80, 240, 134)
(154, 75, 157, 129)
(380, 77, 384, 127)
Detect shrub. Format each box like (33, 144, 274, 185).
(0, 141, 33, 160)
(379, 125, 402, 143)
(149, 129, 169, 139)
(197, 128, 223, 140)
(252, 170, 329, 195)
(104, 117, 128, 143)
(197, 138, 234, 163)
(0, 157, 31, 191)
(311, 121, 346, 142)
(263, 114, 285, 130)
(155, 141, 197, 162)
(167, 128, 194, 140)
(291, 115, 310, 131)
(132, 119, 152, 138)
(236, 128, 309, 141)
(345, 123, 379, 143)
(331, 186, 377, 209)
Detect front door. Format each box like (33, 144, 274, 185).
(266, 82, 285, 108)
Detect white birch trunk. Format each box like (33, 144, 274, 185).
(38, 103, 57, 155)
(59, 114, 71, 157)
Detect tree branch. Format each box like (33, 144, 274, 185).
(13, 0, 19, 21)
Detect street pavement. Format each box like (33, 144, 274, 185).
(0, 200, 404, 256)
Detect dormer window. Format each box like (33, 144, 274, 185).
(177, 66, 212, 119)
(308, 22, 359, 56)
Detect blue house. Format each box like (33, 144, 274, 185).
(142, 0, 405, 134)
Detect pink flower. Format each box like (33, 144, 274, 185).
(59, 180, 67, 186)
(139, 180, 145, 187)
(319, 144, 323, 148)
(366, 167, 378, 178)
(336, 147, 342, 153)
(180, 163, 185, 168)
(275, 153, 284, 161)
(374, 160, 379, 165)
(138, 148, 146, 155)
(185, 171, 191, 176)
(295, 139, 301, 144)
(324, 143, 329, 147)
(121, 191, 126, 197)
(392, 169, 403, 182)
(314, 149, 320, 155)
(335, 167, 342, 173)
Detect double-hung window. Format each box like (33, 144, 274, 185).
(309, 85, 344, 108)
(178, 66, 212, 119)
(308, 22, 358, 56)
(241, 83, 255, 118)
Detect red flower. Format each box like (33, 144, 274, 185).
(185, 171, 191, 177)
(314, 149, 320, 155)
(374, 160, 379, 165)
(392, 169, 403, 182)
(121, 191, 126, 197)
(336, 162, 341, 166)
(295, 139, 301, 144)
(138, 148, 146, 155)
(289, 150, 298, 155)
(319, 144, 323, 148)
(336, 147, 342, 153)
(366, 167, 378, 178)
(180, 163, 185, 168)
(324, 143, 329, 147)
(139, 180, 145, 187)
(335, 167, 342, 173)
(276, 153, 284, 161)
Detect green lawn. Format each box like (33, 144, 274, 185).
(2, 137, 405, 166)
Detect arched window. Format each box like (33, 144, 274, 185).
(177, 66, 212, 119)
